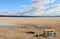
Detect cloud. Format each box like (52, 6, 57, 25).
(0, 10, 20, 15)
(45, 4, 60, 16)
(19, 0, 60, 16)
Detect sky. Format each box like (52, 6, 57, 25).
(0, 0, 32, 12)
(45, 0, 60, 7)
(0, 0, 60, 11)
(0, 0, 60, 16)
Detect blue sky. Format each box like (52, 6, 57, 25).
(45, 0, 60, 8)
(0, 0, 32, 12)
(0, 0, 60, 12)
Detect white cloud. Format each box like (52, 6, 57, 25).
(19, 0, 60, 16)
(45, 4, 60, 16)
(0, 10, 19, 15)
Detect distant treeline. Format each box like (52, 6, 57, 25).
(0, 15, 60, 17)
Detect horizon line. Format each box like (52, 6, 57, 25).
(0, 15, 60, 17)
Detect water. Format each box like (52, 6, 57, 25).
(0, 21, 15, 26)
